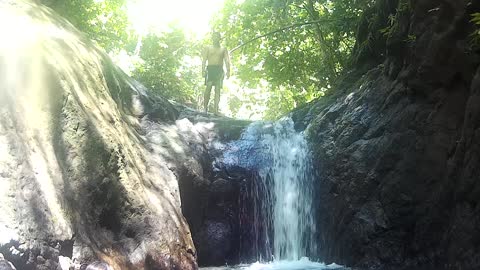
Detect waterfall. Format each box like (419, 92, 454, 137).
(262, 118, 316, 261)
(224, 118, 316, 262)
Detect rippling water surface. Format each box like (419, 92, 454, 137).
(201, 258, 346, 270)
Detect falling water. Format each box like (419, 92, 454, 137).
(259, 118, 316, 261)
(222, 118, 317, 262)
(216, 118, 346, 269)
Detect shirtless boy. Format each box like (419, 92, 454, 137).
(202, 32, 231, 114)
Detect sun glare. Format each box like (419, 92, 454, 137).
(127, 0, 225, 38)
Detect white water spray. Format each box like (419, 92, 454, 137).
(217, 118, 345, 270)
(225, 118, 317, 262)
(259, 118, 316, 261)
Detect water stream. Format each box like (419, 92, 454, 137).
(246, 118, 316, 261)
(216, 118, 344, 269)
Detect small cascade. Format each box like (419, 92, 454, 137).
(223, 118, 317, 262)
(262, 118, 317, 261)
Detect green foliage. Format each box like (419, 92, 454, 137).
(45, 0, 131, 51)
(405, 34, 416, 43)
(47, 0, 203, 108)
(213, 0, 371, 119)
(46, 0, 378, 119)
(472, 13, 480, 25)
(379, 14, 396, 37)
(471, 13, 480, 47)
(132, 26, 203, 106)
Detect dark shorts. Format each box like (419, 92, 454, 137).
(205, 65, 224, 88)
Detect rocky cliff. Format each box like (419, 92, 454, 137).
(3, 0, 480, 269)
(0, 1, 249, 269)
(294, 0, 480, 269)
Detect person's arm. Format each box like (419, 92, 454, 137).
(201, 47, 208, 76)
(224, 48, 231, 79)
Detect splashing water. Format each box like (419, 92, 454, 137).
(260, 118, 316, 261)
(221, 118, 321, 265)
(201, 257, 344, 270)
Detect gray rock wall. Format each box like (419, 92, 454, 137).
(0, 1, 215, 269)
(3, 1, 479, 269)
(301, 0, 480, 269)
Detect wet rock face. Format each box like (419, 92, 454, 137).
(0, 241, 73, 270)
(0, 1, 203, 269)
(302, 0, 480, 269)
(195, 221, 233, 265)
(175, 119, 253, 267)
(0, 254, 16, 270)
(0, 3, 252, 267)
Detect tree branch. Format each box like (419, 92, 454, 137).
(229, 18, 338, 53)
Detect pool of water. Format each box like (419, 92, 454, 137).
(201, 258, 347, 270)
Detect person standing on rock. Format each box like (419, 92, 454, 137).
(202, 31, 231, 114)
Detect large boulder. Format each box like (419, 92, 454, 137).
(0, 3, 253, 268)
(299, 0, 480, 269)
(0, 1, 208, 269)
(173, 115, 251, 266)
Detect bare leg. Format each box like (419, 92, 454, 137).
(204, 83, 213, 113)
(213, 85, 221, 114)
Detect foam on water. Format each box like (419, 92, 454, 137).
(201, 258, 345, 270)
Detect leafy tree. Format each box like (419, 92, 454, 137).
(43, 0, 131, 51)
(132, 26, 204, 107)
(213, 0, 374, 119)
(43, 0, 377, 119)
(45, 0, 203, 107)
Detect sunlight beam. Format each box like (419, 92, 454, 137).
(127, 0, 225, 38)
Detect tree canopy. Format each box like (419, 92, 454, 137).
(132, 27, 204, 106)
(44, 0, 377, 119)
(45, 0, 131, 51)
(212, 0, 374, 118)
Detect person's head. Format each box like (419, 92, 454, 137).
(212, 32, 221, 46)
